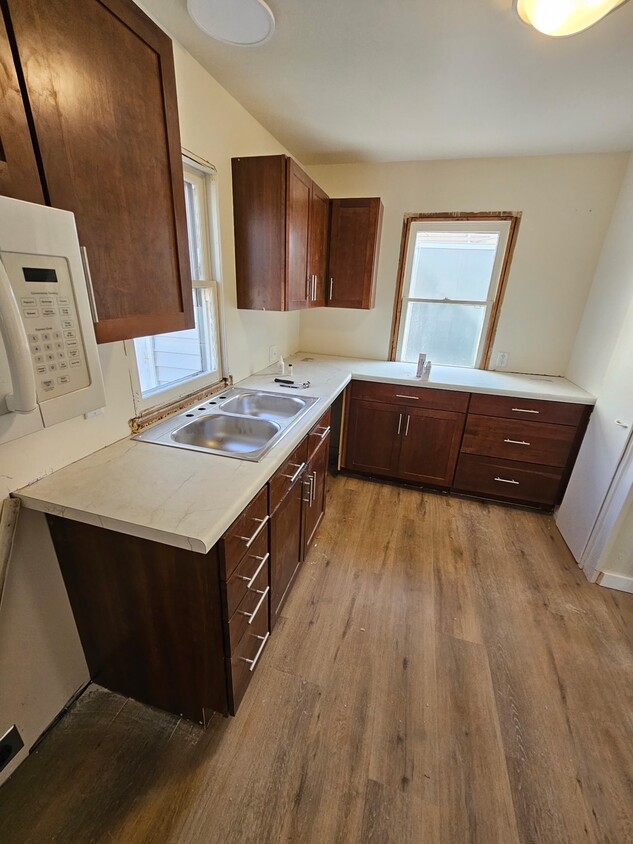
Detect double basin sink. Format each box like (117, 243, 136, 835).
(134, 387, 319, 461)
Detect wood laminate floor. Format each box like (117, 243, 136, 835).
(2, 474, 633, 843)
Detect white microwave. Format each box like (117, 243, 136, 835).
(0, 197, 105, 445)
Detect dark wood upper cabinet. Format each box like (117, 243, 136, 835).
(232, 154, 330, 311)
(0, 8, 44, 204)
(4, 0, 193, 343)
(286, 159, 312, 310)
(327, 198, 383, 309)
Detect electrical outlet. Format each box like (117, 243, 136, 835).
(0, 725, 24, 773)
(496, 351, 509, 369)
(269, 345, 279, 363)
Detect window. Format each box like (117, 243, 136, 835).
(127, 157, 225, 411)
(392, 214, 520, 369)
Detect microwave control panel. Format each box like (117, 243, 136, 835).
(1, 251, 91, 401)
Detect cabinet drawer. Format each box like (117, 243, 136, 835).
(454, 454, 564, 506)
(307, 407, 332, 460)
(224, 526, 269, 617)
(226, 557, 269, 654)
(462, 415, 577, 467)
(269, 438, 308, 514)
(220, 485, 269, 578)
(227, 592, 270, 714)
(350, 380, 469, 412)
(469, 393, 589, 427)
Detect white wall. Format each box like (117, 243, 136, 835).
(0, 42, 300, 786)
(301, 154, 627, 374)
(560, 153, 633, 583)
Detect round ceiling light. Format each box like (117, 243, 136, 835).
(187, 0, 275, 46)
(515, 0, 630, 37)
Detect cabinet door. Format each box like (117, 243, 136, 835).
(308, 182, 329, 307)
(344, 398, 402, 477)
(232, 155, 286, 311)
(0, 12, 43, 203)
(286, 159, 311, 311)
(303, 432, 330, 556)
(8, 0, 192, 343)
(270, 477, 304, 628)
(328, 198, 383, 309)
(397, 407, 465, 487)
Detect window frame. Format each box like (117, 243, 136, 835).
(126, 153, 228, 414)
(390, 212, 521, 369)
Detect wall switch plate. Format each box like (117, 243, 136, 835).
(496, 352, 509, 369)
(269, 345, 279, 363)
(0, 725, 24, 773)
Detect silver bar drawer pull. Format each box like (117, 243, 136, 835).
(303, 474, 314, 504)
(240, 631, 270, 672)
(282, 461, 306, 484)
(511, 407, 539, 414)
(404, 415, 411, 436)
(316, 425, 331, 441)
(503, 438, 531, 446)
(329, 278, 334, 300)
(396, 394, 419, 400)
(494, 477, 520, 485)
(236, 552, 270, 588)
(238, 515, 269, 548)
(238, 585, 270, 624)
(397, 413, 403, 435)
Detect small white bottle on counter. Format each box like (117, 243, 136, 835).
(278, 355, 286, 375)
(421, 360, 432, 381)
(416, 353, 427, 378)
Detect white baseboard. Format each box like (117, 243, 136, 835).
(597, 571, 633, 594)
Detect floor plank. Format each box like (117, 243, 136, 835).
(1, 474, 633, 843)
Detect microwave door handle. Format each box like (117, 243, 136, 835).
(0, 257, 37, 413)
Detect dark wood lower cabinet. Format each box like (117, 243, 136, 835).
(270, 474, 304, 629)
(47, 516, 229, 723)
(397, 407, 465, 486)
(343, 380, 593, 509)
(303, 432, 330, 557)
(345, 399, 402, 477)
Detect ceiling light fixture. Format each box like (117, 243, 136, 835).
(515, 0, 630, 36)
(187, 0, 275, 46)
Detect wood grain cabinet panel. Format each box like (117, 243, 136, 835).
(232, 154, 330, 311)
(270, 474, 304, 628)
(469, 393, 588, 427)
(6, 0, 193, 343)
(345, 398, 402, 477)
(327, 198, 383, 309)
(398, 407, 466, 487)
(0, 10, 44, 203)
(303, 428, 330, 558)
(454, 454, 564, 507)
(462, 415, 577, 467)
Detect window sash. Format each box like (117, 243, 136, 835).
(395, 219, 511, 369)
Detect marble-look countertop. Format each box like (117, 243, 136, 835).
(15, 353, 594, 553)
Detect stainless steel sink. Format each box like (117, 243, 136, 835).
(171, 414, 280, 456)
(133, 387, 319, 461)
(220, 391, 307, 420)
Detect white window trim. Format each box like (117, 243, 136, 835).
(395, 219, 512, 369)
(125, 154, 228, 414)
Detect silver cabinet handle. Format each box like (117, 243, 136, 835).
(237, 515, 269, 548)
(80, 246, 99, 323)
(240, 631, 270, 671)
(236, 552, 269, 588)
(303, 473, 313, 504)
(511, 408, 539, 414)
(397, 413, 403, 435)
(329, 278, 333, 300)
(615, 419, 630, 428)
(494, 477, 520, 485)
(306, 274, 311, 300)
(313, 275, 318, 301)
(315, 425, 331, 441)
(404, 415, 411, 436)
(312, 470, 317, 504)
(503, 438, 530, 446)
(396, 394, 419, 400)
(282, 461, 305, 484)
(238, 585, 269, 624)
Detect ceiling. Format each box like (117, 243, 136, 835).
(142, 0, 633, 164)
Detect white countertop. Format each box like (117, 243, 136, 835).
(15, 353, 594, 553)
